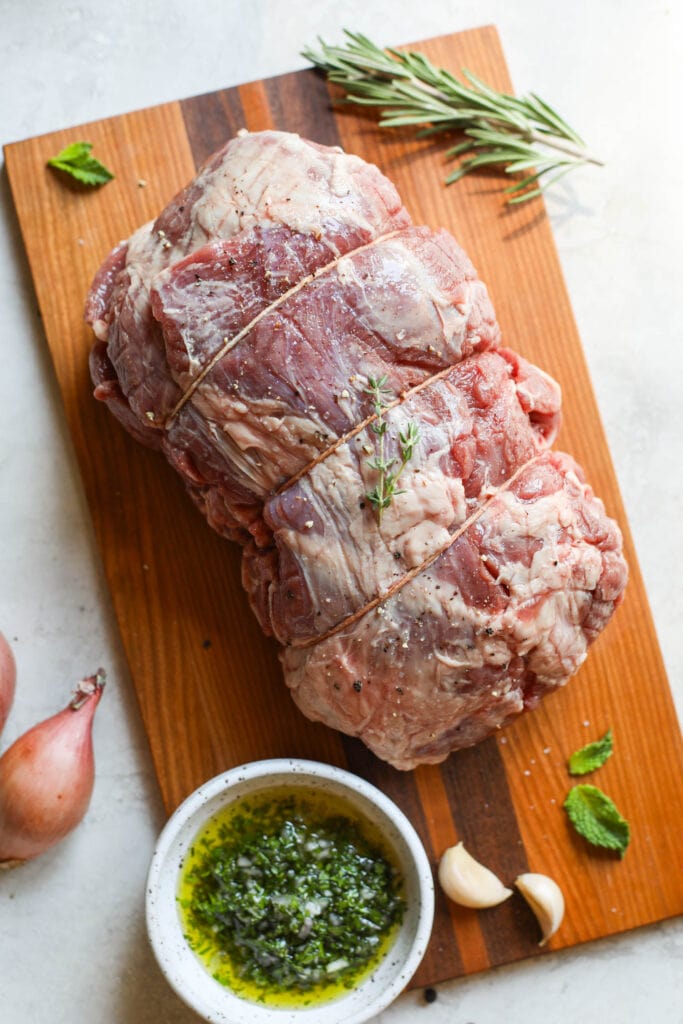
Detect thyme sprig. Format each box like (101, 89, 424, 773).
(303, 30, 602, 204)
(364, 375, 420, 522)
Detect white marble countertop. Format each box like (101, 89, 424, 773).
(1, 2, 681, 1021)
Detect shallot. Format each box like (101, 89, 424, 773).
(0, 669, 105, 867)
(0, 631, 17, 734)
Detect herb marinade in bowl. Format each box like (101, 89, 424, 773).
(178, 785, 405, 1005)
(146, 759, 435, 1024)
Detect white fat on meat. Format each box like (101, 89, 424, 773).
(85, 130, 628, 769)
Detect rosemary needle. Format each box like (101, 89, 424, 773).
(303, 30, 602, 204)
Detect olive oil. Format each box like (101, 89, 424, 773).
(177, 785, 404, 1008)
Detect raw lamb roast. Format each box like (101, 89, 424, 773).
(86, 129, 628, 770)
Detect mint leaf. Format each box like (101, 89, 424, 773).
(47, 141, 114, 187)
(50, 141, 95, 163)
(568, 728, 613, 775)
(564, 784, 630, 857)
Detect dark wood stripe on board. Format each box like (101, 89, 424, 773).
(263, 68, 342, 147)
(414, 765, 491, 976)
(180, 87, 247, 168)
(440, 740, 538, 965)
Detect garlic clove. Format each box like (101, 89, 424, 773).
(438, 841, 513, 909)
(515, 872, 565, 946)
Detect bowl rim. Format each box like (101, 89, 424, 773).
(145, 757, 435, 1024)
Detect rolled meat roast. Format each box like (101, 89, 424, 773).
(86, 129, 628, 770)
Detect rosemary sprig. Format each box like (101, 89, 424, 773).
(363, 376, 420, 522)
(303, 30, 602, 204)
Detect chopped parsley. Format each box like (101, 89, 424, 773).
(178, 788, 404, 1006)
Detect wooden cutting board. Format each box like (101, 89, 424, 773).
(5, 25, 683, 988)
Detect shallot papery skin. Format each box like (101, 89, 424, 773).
(0, 670, 105, 865)
(0, 631, 17, 735)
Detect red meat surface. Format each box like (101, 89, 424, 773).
(86, 130, 628, 769)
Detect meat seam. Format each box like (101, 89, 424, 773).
(164, 227, 404, 425)
(289, 452, 544, 649)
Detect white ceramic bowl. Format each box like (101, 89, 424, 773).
(146, 758, 435, 1024)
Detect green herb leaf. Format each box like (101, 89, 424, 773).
(564, 784, 630, 857)
(180, 792, 404, 996)
(363, 376, 420, 523)
(568, 728, 614, 775)
(47, 141, 114, 187)
(303, 30, 602, 204)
